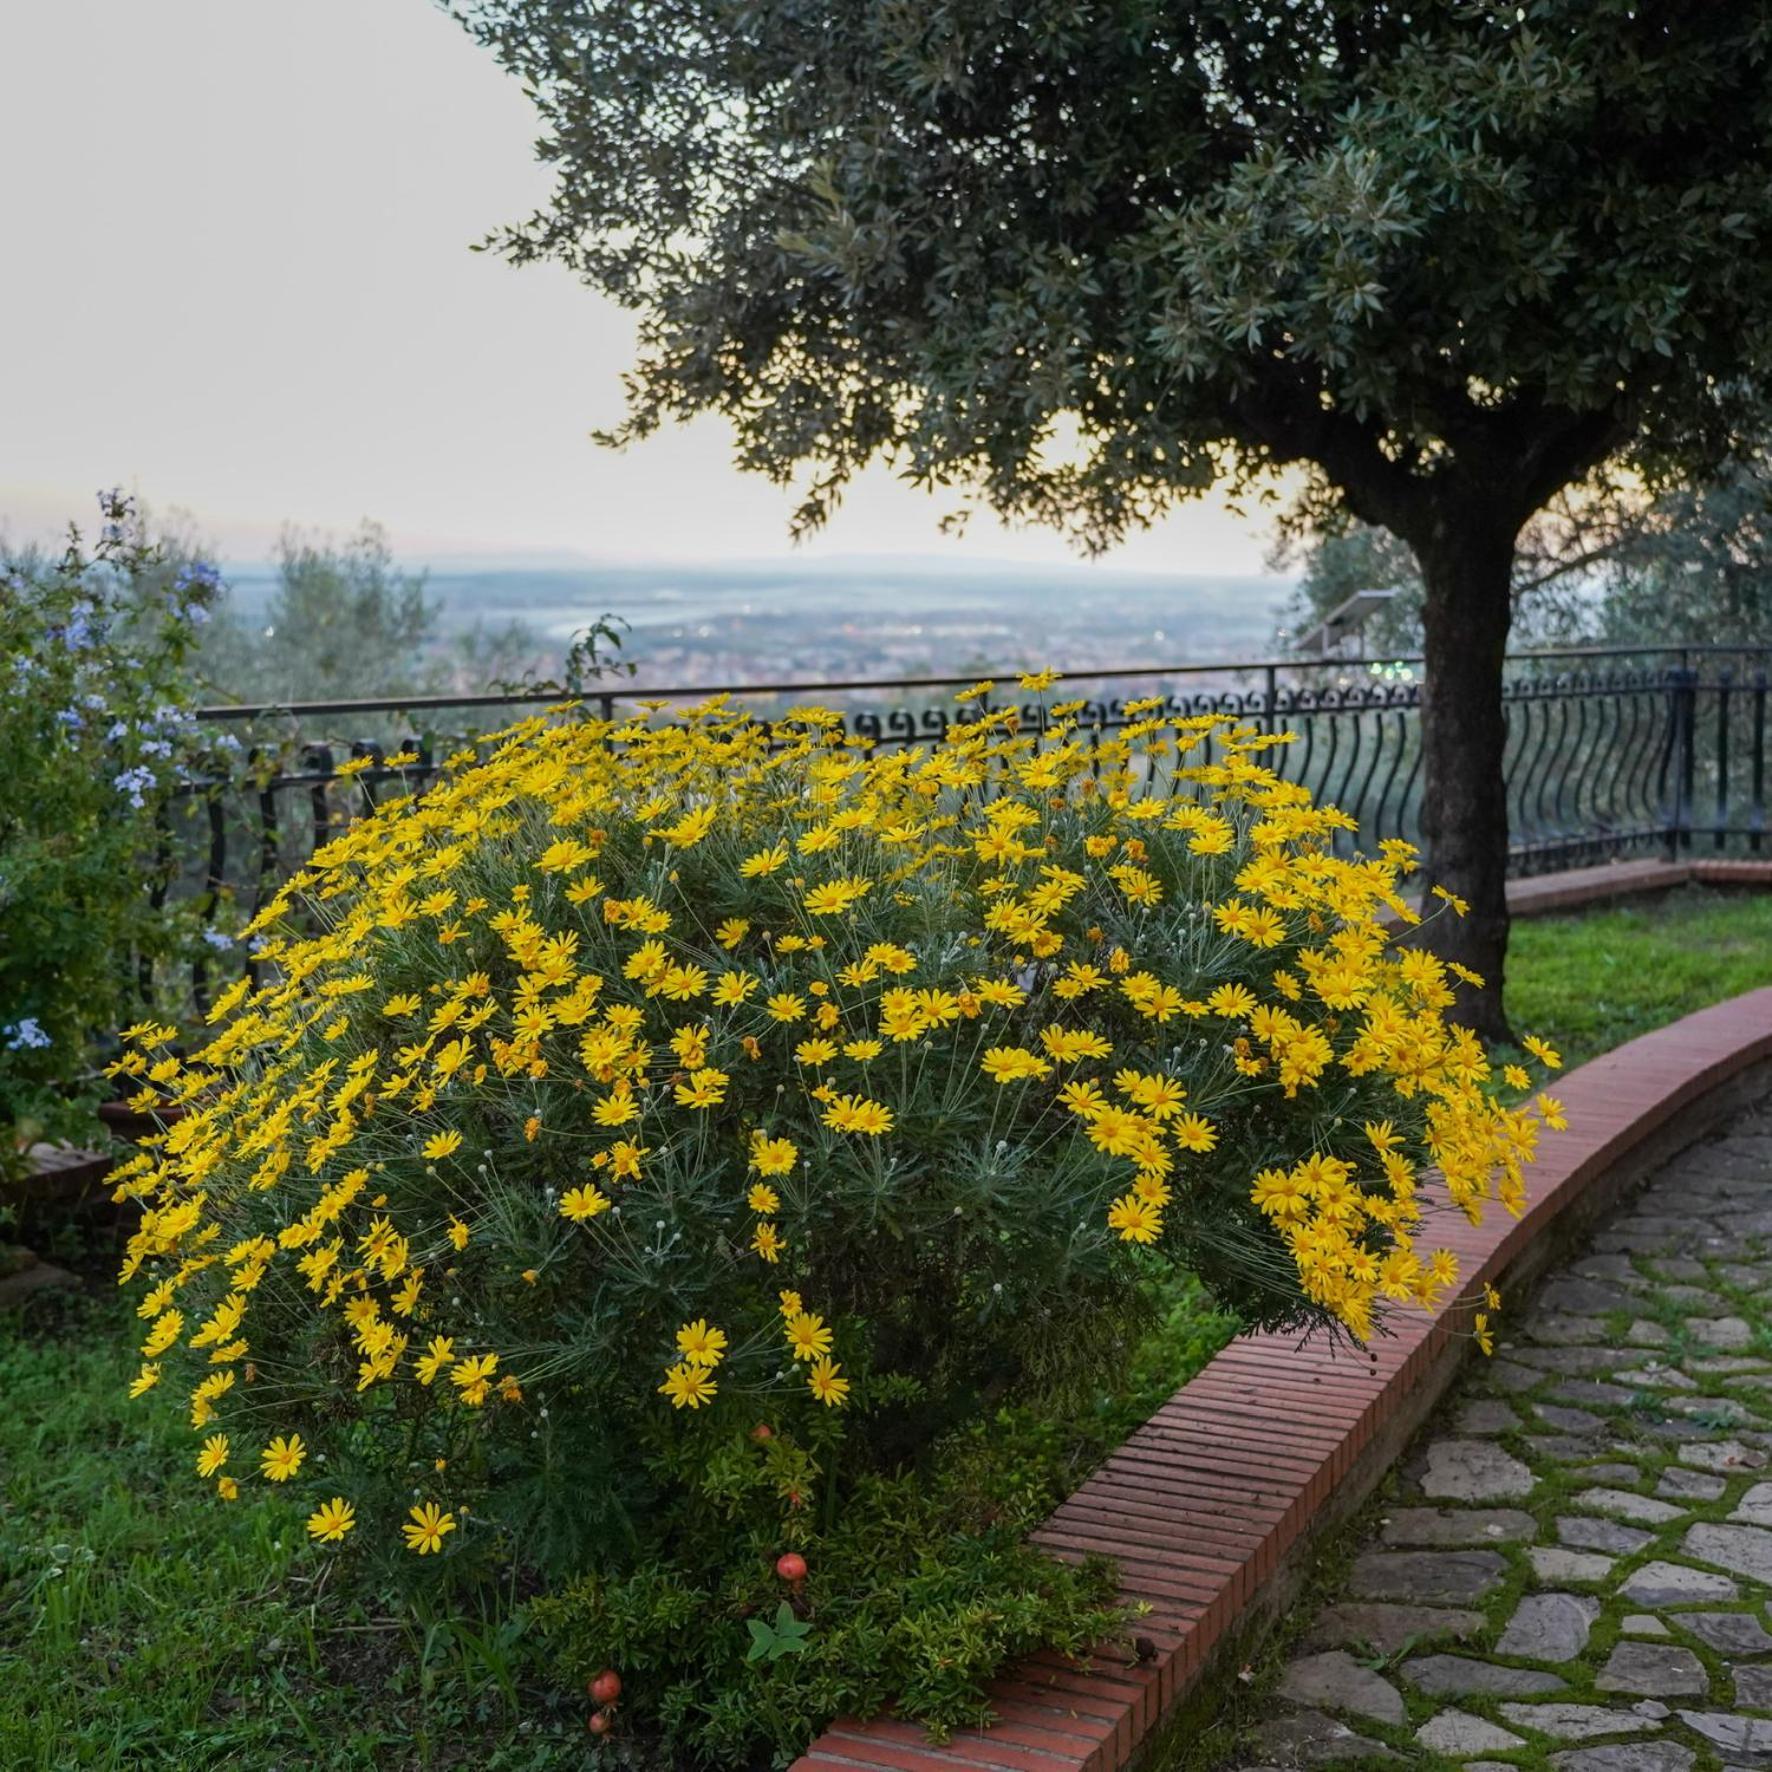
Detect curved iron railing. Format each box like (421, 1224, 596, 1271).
(155, 645, 1771, 1006)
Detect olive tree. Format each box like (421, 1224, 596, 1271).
(449, 0, 1772, 1037)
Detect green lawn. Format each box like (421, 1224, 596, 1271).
(1506, 883, 1772, 1066)
(5, 883, 1769, 1769)
(0, 1266, 1233, 1770)
(0, 1292, 588, 1769)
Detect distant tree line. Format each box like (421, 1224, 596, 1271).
(192, 522, 544, 707)
(3, 513, 563, 710)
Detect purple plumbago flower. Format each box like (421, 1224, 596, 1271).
(113, 764, 157, 808)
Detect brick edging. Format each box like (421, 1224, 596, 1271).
(792, 986, 1772, 1772)
(1505, 856, 1772, 919)
(14, 1143, 113, 1206)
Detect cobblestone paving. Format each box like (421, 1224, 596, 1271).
(1229, 1101, 1772, 1771)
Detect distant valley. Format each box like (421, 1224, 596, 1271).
(220, 556, 1295, 692)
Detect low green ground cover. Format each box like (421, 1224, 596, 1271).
(0, 1272, 1234, 1770)
(1506, 883, 1772, 1067)
(4, 884, 1767, 1769)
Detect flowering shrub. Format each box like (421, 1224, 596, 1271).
(0, 494, 222, 1175)
(110, 679, 1561, 1760)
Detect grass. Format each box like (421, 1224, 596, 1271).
(0, 1289, 591, 1770)
(0, 1263, 1233, 1769)
(5, 883, 1769, 1768)
(1506, 882, 1772, 1066)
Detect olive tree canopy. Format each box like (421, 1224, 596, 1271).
(450, 0, 1772, 1035)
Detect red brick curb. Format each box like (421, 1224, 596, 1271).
(1505, 856, 1772, 918)
(791, 986, 1772, 1772)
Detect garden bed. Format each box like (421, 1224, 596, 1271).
(8, 809, 1772, 1770)
(0, 1256, 1237, 1770)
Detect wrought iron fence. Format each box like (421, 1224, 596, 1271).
(158, 645, 1770, 1004)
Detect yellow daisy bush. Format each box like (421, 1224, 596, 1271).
(106, 681, 1558, 1575)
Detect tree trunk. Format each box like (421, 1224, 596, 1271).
(1415, 514, 1520, 1045)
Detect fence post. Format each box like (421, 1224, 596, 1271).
(248, 744, 279, 989)
(143, 800, 173, 1007)
(306, 744, 334, 857)
(1666, 666, 1698, 855)
(190, 787, 228, 1016)
(1751, 669, 1767, 855)
(1715, 668, 1734, 852)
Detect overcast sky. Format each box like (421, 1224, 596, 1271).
(0, 0, 1278, 573)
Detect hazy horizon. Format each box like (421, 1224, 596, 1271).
(215, 553, 1296, 689)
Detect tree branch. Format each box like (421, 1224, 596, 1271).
(1513, 408, 1633, 519)
(1512, 537, 1629, 594)
(1224, 379, 1422, 535)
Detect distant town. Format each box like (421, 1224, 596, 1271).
(220, 555, 1296, 693)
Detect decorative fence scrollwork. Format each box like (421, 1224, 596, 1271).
(157, 646, 1770, 1008)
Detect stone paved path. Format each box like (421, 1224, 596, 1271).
(1228, 1099, 1772, 1771)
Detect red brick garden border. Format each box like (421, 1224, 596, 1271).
(1504, 856, 1772, 917)
(792, 986, 1772, 1772)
